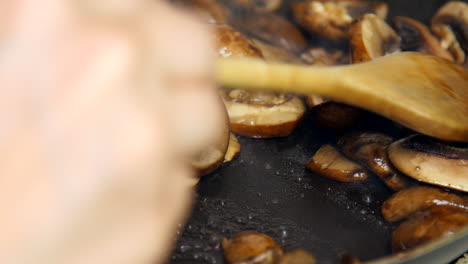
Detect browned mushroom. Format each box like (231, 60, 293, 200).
(349, 13, 401, 63)
(392, 205, 468, 252)
(306, 144, 370, 182)
(381, 186, 468, 222)
(191, 102, 230, 176)
(393, 16, 453, 61)
(309, 102, 363, 131)
(215, 24, 264, 58)
(291, 0, 388, 43)
(388, 135, 468, 192)
(431, 1, 468, 66)
(224, 0, 282, 13)
(224, 133, 241, 162)
(215, 25, 306, 138)
(300, 47, 349, 65)
(253, 39, 304, 64)
(278, 249, 316, 264)
(171, 0, 230, 24)
(337, 132, 416, 191)
(222, 231, 283, 264)
(232, 13, 308, 53)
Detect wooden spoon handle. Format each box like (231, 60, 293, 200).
(216, 57, 345, 97)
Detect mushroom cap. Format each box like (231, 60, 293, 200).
(431, 1, 468, 66)
(337, 132, 416, 191)
(214, 24, 264, 58)
(223, 94, 305, 138)
(278, 249, 316, 264)
(222, 231, 283, 264)
(381, 186, 468, 222)
(291, 1, 388, 43)
(388, 135, 468, 192)
(392, 205, 468, 252)
(393, 16, 453, 61)
(232, 13, 308, 53)
(349, 13, 401, 63)
(306, 144, 370, 182)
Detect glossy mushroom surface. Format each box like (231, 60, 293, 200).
(291, 0, 388, 43)
(278, 249, 316, 264)
(392, 205, 468, 252)
(337, 132, 415, 191)
(349, 14, 400, 63)
(393, 16, 453, 61)
(431, 1, 468, 66)
(306, 144, 370, 182)
(222, 231, 283, 264)
(224, 133, 241, 162)
(381, 186, 468, 222)
(388, 135, 468, 192)
(232, 13, 308, 53)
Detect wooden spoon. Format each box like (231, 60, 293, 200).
(216, 52, 468, 142)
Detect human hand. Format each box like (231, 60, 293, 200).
(0, 0, 223, 263)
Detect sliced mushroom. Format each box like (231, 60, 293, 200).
(224, 0, 282, 13)
(253, 39, 304, 64)
(306, 144, 370, 182)
(349, 13, 401, 63)
(300, 47, 349, 65)
(171, 0, 230, 24)
(222, 231, 283, 264)
(233, 13, 308, 53)
(215, 24, 264, 59)
(291, 1, 388, 43)
(388, 135, 468, 192)
(222, 92, 306, 138)
(224, 133, 241, 163)
(278, 249, 316, 264)
(431, 1, 468, 66)
(191, 102, 230, 176)
(337, 132, 416, 191)
(215, 25, 306, 138)
(392, 205, 468, 252)
(309, 102, 362, 131)
(393, 16, 453, 61)
(381, 186, 468, 222)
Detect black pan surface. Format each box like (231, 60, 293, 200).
(170, 1, 466, 263)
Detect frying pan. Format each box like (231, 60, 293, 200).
(170, 1, 468, 263)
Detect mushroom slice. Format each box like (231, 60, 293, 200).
(222, 231, 283, 264)
(393, 16, 453, 61)
(224, 133, 241, 163)
(388, 135, 468, 192)
(278, 249, 316, 264)
(215, 25, 305, 138)
(300, 47, 350, 65)
(191, 102, 230, 176)
(392, 205, 468, 252)
(225, 0, 282, 13)
(306, 144, 370, 182)
(431, 1, 468, 66)
(215, 24, 264, 59)
(381, 186, 468, 222)
(291, 1, 388, 43)
(349, 14, 401, 63)
(171, 0, 230, 24)
(253, 39, 303, 64)
(309, 102, 362, 132)
(232, 13, 308, 53)
(337, 132, 416, 191)
(222, 92, 305, 138)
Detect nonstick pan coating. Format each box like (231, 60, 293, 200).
(170, 1, 466, 263)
